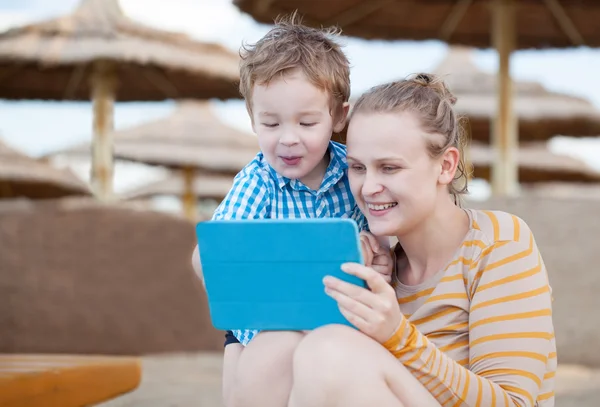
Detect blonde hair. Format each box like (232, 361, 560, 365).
(351, 73, 471, 204)
(239, 13, 350, 118)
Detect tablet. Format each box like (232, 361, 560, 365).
(196, 218, 366, 331)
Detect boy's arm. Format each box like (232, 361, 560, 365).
(192, 244, 204, 288)
(191, 169, 271, 284)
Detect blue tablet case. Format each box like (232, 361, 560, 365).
(196, 218, 366, 331)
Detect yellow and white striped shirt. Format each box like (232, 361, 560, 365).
(384, 208, 556, 407)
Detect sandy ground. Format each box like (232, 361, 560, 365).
(98, 352, 600, 407)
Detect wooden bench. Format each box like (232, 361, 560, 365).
(0, 354, 141, 407)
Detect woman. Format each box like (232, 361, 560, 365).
(224, 74, 556, 407)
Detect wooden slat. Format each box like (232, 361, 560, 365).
(0, 354, 141, 407)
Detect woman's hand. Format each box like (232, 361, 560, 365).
(360, 232, 394, 284)
(323, 263, 403, 344)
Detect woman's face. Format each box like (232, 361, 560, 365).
(346, 110, 451, 237)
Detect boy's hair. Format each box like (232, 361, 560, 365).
(239, 13, 351, 117)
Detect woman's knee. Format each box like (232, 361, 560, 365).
(229, 331, 304, 406)
(292, 325, 360, 382)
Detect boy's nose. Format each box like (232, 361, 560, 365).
(279, 131, 300, 146)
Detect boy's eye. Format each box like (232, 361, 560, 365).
(300, 122, 317, 127)
(262, 123, 278, 128)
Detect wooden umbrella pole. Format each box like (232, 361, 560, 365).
(91, 60, 117, 201)
(182, 167, 197, 221)
(491, 0, 518, 196)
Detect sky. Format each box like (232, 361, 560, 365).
(0, 0, 599, 197)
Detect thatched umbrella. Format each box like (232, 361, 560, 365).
(0, 0, 241, 201)
(0, 139, 91, 199)
(436, 47, 600, 143)
(234, 0, 600, 196)
(334, 47, 600, 145)
(470, 141, 600, 184)
(49, 101, 258, 220)
(122, 172, 234, 210)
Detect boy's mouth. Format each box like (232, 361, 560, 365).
(281, 156, 301, 166)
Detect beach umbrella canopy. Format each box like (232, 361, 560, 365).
(54, 101, 259, 173)
(122, 172, 234, 202)
(334, 47, 600, 144)
(470, 141, 600, 184)
(49, 100, 258, 219)
(0, 0, 241, 200)
(0, 139, 91, 199)
(234, 0, 600, 195)
(435, 47, 600, 143)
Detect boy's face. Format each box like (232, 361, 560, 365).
(251, 69, 347, 189)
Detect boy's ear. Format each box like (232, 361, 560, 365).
(333, 102, 350, 133)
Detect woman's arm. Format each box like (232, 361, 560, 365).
(383, 234, 555, 406)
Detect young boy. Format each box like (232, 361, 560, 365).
(193, 15, 392, 344)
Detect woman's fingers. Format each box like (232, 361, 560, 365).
(324, 275, 401, 343)
(360, 236, 374, 266)
(341, 262, 392, 295)
(360, 231, 382, 253)
(323, 266, 396, 314)
(325, 285, 375, 321)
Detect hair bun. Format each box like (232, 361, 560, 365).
(414, 73, 433, 85)
(412, 72, 457, 105)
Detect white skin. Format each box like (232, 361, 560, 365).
(222, 110, 469, 407)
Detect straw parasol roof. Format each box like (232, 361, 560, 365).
(434, 47, 600, 143)
(54, 100, 259, 173)
(333, 47, 600, 144)
(0, 139, 91, 199)
(469, 141, 600, 184)
(122, 172, 234, 201)
(48, 100, 257, 220)
(234, 1, 600, 49)
(0, 0, 242, 200)
(113, 101, 259, 172)
(234, 0, 600, 196)
(0, 0, 241, 101)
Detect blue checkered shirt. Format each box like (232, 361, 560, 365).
(212, 141, 366, 346)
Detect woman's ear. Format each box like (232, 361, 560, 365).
(333, 102, 350, 133)
(438, 146, 460, 186)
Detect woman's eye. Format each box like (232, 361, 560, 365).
(350, 165, 365, 172)
(262, 123, 278, 128)
(300, 122, 317, 127)
(382, 166, 398, 172)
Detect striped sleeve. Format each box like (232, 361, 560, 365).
(212, 167, 271, 220)
(383, 225, 554, 406)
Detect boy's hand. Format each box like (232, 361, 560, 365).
(359, 232, 394, 284)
